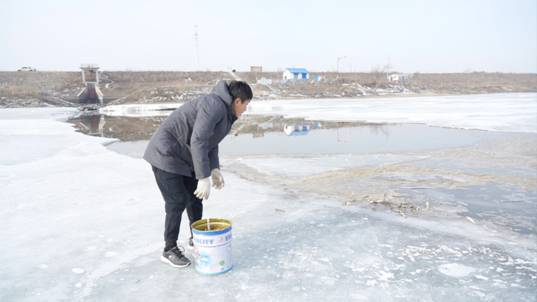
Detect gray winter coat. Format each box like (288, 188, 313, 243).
(143, 80, 237, 179)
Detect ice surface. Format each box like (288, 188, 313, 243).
(0, 108, 111, 166)
(1, 96, 537, 301)
(438, 263, 476, 278)
(247, 93, 537, 133)
(0, 107, 78, 121)
(99, 103, 183, 117)
(233, 154, 429, 177)
(97, 93, 537, 133)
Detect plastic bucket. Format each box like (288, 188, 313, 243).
(191, 218, 233, 275)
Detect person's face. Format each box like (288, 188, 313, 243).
(232, 98, 250, 118)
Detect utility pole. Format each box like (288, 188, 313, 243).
(194, 25, 200, 69)
(336, 56, 347, 73)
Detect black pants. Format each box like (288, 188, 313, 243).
(151, 166, 203, 246)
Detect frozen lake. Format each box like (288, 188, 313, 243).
(1, 93, 536, 301)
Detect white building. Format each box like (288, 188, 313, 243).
(387, 73, 412, 83)
(17, 66, 37, 72)
(283, 68, 309, 81)
(250, 66, 263, 72)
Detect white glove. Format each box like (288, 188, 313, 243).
(211, 169, 225, 189)
(194, 177, 211, 200)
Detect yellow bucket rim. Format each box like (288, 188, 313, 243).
(191, 218, 232, 234)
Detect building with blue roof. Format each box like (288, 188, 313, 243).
(283, 68, 309, 81)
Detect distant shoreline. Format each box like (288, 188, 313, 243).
(1, 71, 536, 108)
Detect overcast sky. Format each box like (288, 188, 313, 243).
(2, 0, 536, 72)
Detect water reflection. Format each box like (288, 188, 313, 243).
(284, 124, 311, 136)
(69, 113, 365, 141)
(69, 112, 505, 159)
(69, 113, 167, 141)
(76, 114, 106, 136)
(221, 124, 500, 156)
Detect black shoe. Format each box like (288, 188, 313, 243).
(160, 246, 191, 268)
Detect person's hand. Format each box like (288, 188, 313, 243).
(211, 169, 225, 189)
(194, 177, 211, 200)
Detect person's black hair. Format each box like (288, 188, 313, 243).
(228, 80, 253, 102)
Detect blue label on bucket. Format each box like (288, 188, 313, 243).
(197, 239, 214, 245)
(193, 232, 232, 247)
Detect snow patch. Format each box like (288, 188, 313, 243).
(438, 263, 476, 278)
(104, 251, 118, 258)
(72, 268, 85, 274)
